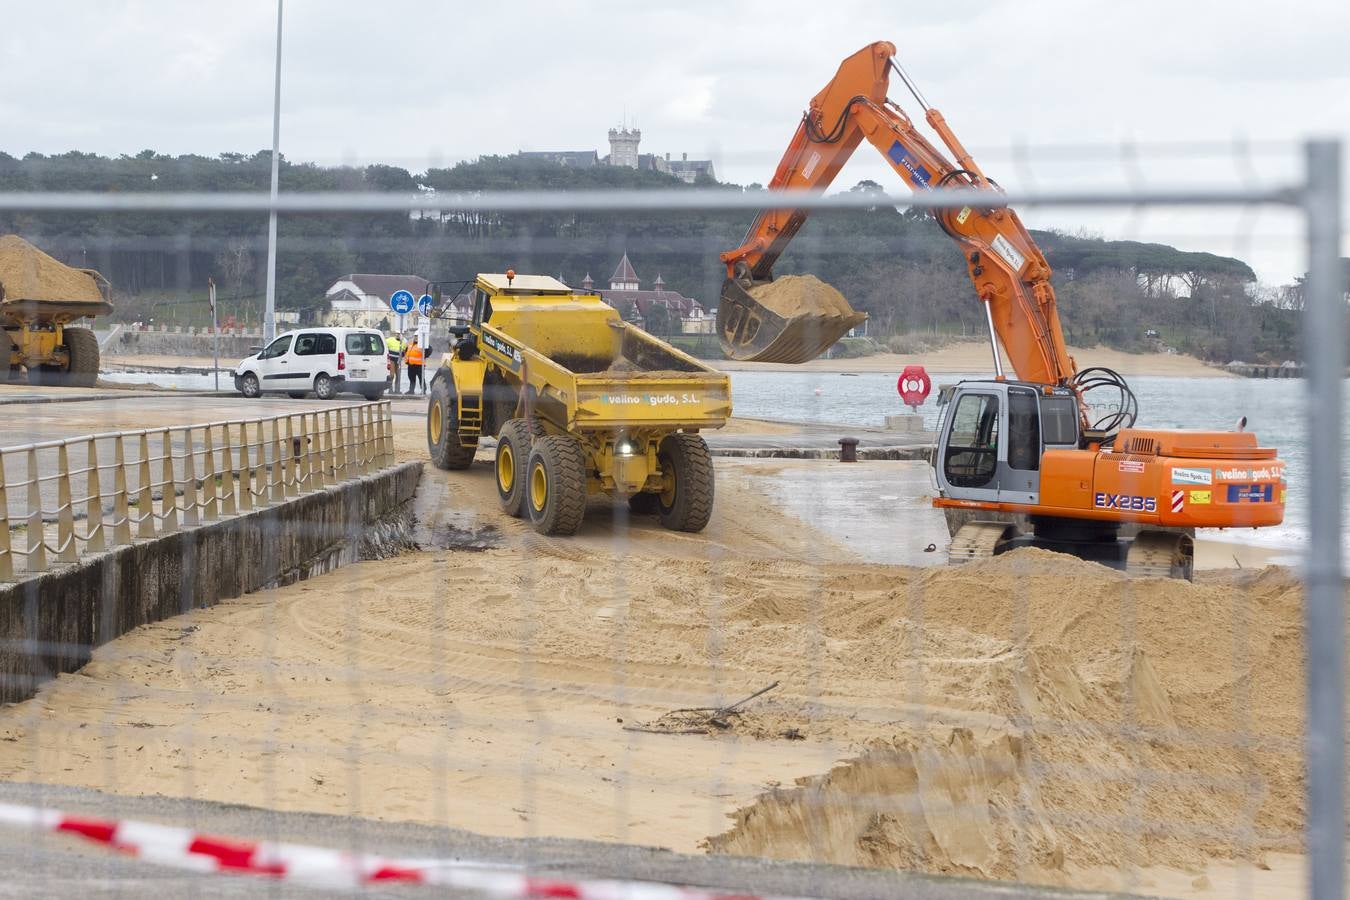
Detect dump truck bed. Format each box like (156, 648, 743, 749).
(0, 235, 113, 327)
(480, 319, 731, 433)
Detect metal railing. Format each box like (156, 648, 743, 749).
(0, 401, 394, 582)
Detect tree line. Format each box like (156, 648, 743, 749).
(0, 149, 1332, 361)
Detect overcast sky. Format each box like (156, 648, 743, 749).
(4, 0, 1348, 283)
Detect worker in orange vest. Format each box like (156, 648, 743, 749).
(404, 336, 425, 395)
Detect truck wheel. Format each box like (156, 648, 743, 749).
(495, 418, 541, 517)
(656, 433, 714, 532)
(0, 330, 16, 382)
(526, 435, 588, 536)
(64, 327, 99, 388)
(240, 372, 261, 398)
(427, 378, 476, 470)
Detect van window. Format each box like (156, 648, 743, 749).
(943, 392, 1000, 488)
(295, 333, 336, 356)
(261, 335, 292, 359)
(347, 333, 385, 355)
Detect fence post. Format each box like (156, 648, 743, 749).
(220, 423, 238, 517)
(380, 401, 393, 465)
(283, 415, 297, 498)
(270, 417, 284, 504)
(296, 414, 310, 491)
(112, 434, 132, 547)
(55, 443, 77, 563)
(361, 405, 375, 474)
(181, 426, 199, 527)
(1302, 138, 1345, 900)
(201, 425, 218, 522)
(335, 408, 349, 479)
(312, 412, 327, 491)
(84, 436, 106, 553)
(237, 422, 253, 513)
(25, 448, 45, 572)
(306, 412, 321, 490)
(137, 433, 155, 539)
(160, 429, 179, 534)
(0, 452, 11, 581)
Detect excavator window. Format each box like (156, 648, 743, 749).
(943, 393, 1000, 488)
(1007, 388, 1040, 471)
(1040, 396, 1079, 445)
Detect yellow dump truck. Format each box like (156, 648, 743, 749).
(427, 272, 732, 535)
(1, 235, 113, 386)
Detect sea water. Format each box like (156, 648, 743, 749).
(729, 369, 1344, 558)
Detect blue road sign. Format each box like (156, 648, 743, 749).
(417, 293, 434, 316)
(389, 290, 415, 315)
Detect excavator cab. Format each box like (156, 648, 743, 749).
(935, 381, 1080, 507)
(716, 264, 867, 364)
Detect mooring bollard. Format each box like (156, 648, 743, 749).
(838, 437, 860, 463)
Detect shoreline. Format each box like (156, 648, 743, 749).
(718, 343, 1236, 377)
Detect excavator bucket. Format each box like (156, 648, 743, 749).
(716, 274, 866, 364)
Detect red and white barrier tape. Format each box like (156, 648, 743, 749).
(0, 801, 802, 898)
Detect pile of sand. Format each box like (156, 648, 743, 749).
(748, 274, 858, 320)
(0, 444, 1315, 895)
(0, 234, 104, 304)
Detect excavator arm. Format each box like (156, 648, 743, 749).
(719, 41, 1077, 385)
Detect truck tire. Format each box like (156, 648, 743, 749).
(495, 418, 543, 517)
(0, 330, 17, 382)
(526, 435, 588, 536)
(64, 327, 99, 387)
(427, 377, 476, 470)
(656, 433, 714, 532)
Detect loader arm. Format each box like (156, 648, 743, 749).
(720, 40, 1077, 385)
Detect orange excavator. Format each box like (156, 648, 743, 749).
(719, 41, 1285, 578)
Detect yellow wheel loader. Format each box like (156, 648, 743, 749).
(426, 272, 732, 536)
(1, 235, 113, 387)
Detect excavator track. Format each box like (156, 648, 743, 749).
(1125, 530, 1195, 581)
(947, 521, 1016, 565)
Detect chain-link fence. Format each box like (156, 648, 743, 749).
(0, 135, 1342, 899)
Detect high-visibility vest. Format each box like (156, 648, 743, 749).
(405, 344, 424, 365)
(386, 336, 403, 357)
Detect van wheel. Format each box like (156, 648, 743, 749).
(526, 435, 588, 536)
(495, 418, 542, 517)
(657, 433, 714, 532)
(427, 378, 476, 470)
(240, 372, 261, 398)
(313, 373, 336, 400)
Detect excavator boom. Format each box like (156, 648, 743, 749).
(719, 41, 1076, 385)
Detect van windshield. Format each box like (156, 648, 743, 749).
(347, 333, 385, 355)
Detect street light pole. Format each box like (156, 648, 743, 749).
(263, 0, 284, 343)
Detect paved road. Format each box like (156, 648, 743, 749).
(0, 782, 1143, 899)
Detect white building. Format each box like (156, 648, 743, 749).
(323, 274, 431, 329)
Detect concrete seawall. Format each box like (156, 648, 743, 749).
(0, 461, 422, 704)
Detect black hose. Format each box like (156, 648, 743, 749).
(1072, 366, 1138, 441)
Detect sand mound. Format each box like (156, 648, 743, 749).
(0, 235, 104, 304)
(749, 274, 857, 319)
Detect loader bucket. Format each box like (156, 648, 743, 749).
(716, 274, 867, 364)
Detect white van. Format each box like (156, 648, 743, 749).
(233, 327, 388, 400)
